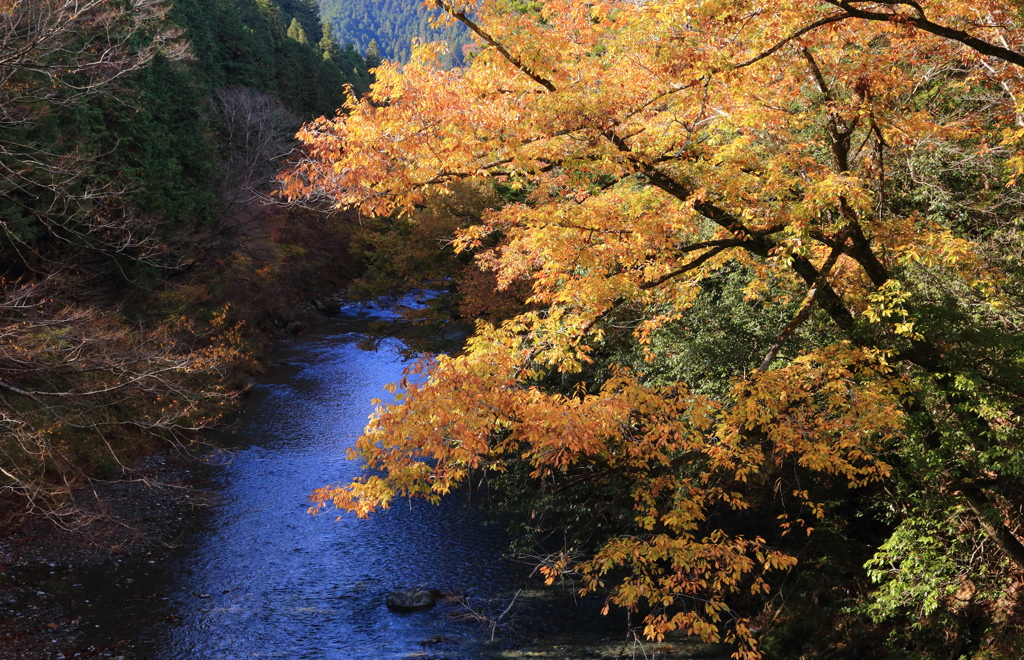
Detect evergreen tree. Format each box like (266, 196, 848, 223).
(365, 39, 381, 69)
(319, 22, 343, 61)
(278, 0, 323, 43)
(287, 17, 309, 44)
(319, 0, 472, 68)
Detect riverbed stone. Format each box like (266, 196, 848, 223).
(311, 298, 341, 315)
(386, 588, 438, 612)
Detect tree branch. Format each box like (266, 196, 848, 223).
(759, 231, 850, 371)
(433, 0, 557, 92)
(824, 0, 1024, 68)
(958, 481, 1024, 572)
(734, 13, 853, 69)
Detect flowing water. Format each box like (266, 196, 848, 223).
(7, 304, 731, 660)
(153, 309, 526, 659)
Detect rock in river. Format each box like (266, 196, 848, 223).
(386, 588, 438, 612)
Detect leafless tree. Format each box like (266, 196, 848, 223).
(0, 0, 186, 113)
(210, 86, 300, 236)
(0, 275, 242, 519)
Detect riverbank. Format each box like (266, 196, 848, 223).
(0, 450, 218, 659)
(0, 314, 733, 660)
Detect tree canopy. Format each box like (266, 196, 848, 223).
(318, 0, 472, 67)
(286, 1, 1024, 656)
(0, 0, 368, 517)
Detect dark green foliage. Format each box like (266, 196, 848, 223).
(279, 0, 324, 43)
(318, 0, 473, 68)
(170, 0, 370, 117)
(110, 0, 373, 222)
(0, 0, 369, 277)
(99, 56, 219, 225)
(170, 0, 278, 91)
(14, 0, 372, 271)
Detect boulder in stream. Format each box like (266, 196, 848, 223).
(386, 588, 439, 612)
(311, 298, 341, 316)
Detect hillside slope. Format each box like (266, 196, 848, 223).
(319, 0, 472, 67)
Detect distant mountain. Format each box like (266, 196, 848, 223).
(318, 0, 472, 68)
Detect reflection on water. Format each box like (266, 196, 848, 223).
(33, 307, 730, 659)
(156, 316, 522, 659)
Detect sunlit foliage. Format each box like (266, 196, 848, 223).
(287, 2, 1024, 656)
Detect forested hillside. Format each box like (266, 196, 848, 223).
(318, 0, 471, 67)
(0, 0, 368, 516)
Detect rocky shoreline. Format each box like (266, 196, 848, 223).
(0, 450, 219, 659)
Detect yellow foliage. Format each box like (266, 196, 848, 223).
(288, 0, 1024, 655)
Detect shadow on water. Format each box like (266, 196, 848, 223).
(149, 312, 529, 660)
(20, 305, 732, 660)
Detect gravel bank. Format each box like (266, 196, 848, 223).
(0, 451, 219, 659)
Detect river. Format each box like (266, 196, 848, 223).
(151, 308, 534, 659)
(4, 305, 730, 660)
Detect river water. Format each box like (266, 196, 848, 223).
(9, 305, 729, 659)
(152, 309, 529, 659)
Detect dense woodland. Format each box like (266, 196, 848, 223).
(0, 0, 372, 517)
(318, 0, 472, 68)
(285, 0, 1024, 658)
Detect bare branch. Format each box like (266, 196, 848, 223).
(823, 0, 1024, 68)
(432, 0, 557, 92)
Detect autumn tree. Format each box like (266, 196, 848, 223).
(286, 1, 1024, 656)
(0, 1, 240, 520)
